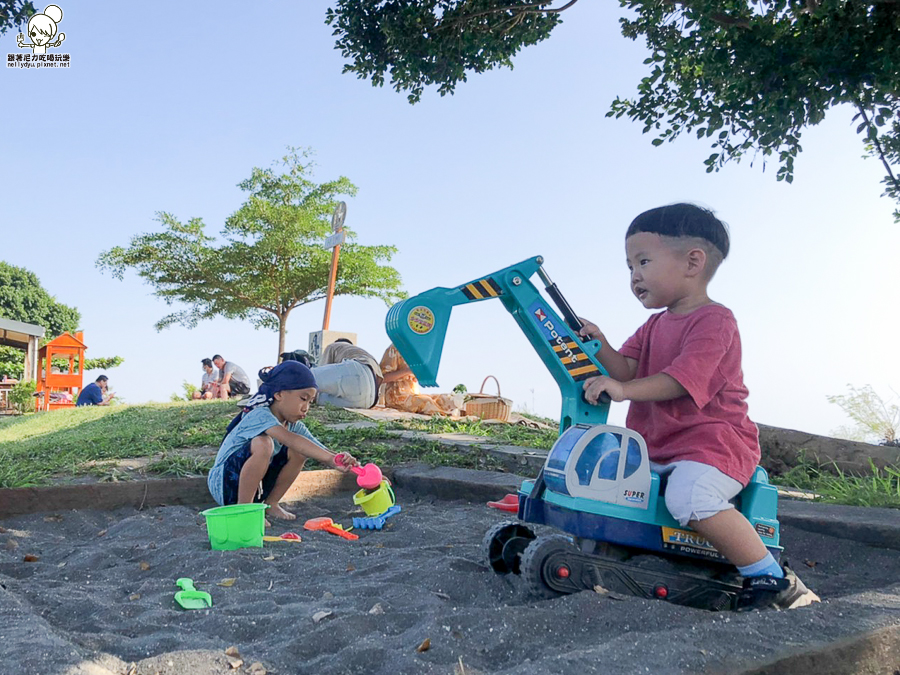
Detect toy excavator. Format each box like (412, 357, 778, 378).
(386, 256, 781, 611)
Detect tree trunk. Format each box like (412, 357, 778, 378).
(277, 313, 288, 362)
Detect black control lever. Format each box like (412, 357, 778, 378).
(537, 265, 612, 405)
(537, 266, 584, 337)
(583, 388, 612, 406)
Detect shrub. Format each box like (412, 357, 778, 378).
(171, 380, 199, 402)
(8, 380, 36, 413)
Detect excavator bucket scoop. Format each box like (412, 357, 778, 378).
(385, 256, 611, 434)
(385, 287, 458, 386)
(386, 259, 540, 388)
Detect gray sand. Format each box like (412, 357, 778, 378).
(1, 490, 899, 675)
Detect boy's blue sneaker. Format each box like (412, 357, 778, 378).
(737, 564, 821, 611)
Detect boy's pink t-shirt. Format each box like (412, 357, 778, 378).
(619, 304, 760, 485)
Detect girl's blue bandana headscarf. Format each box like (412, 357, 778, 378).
(242, 361, 318, 410)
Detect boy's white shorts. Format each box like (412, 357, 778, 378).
(650, 460, 743, 527)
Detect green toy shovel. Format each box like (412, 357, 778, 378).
(174, 578, 212, 610)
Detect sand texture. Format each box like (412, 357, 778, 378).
(1, 491, 899, 674)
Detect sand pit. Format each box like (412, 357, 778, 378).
(2, 485, 900, 675)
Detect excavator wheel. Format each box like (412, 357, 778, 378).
(520, 534, 578, 599)
(483, 521, 536, 575)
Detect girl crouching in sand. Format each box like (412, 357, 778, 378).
(207, 361, 358, 520)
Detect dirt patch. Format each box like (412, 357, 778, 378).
(45, 447, 220, 487)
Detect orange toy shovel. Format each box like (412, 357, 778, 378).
(303, 517, 359, 541)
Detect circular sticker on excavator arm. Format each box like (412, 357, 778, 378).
(408, 306, 435, 335)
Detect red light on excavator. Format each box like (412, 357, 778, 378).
(654, 584, 668, 599)
(555, 565, 570, 579)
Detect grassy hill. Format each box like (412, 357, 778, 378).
(0, 401, 237, 488)
(2, 402, 896, 508)
(0, 401, 557, 489)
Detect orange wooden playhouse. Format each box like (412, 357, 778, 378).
(34, 331, 88, 411)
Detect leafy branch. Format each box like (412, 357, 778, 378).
(326, 0, 900, 219)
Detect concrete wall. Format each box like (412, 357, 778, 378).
(759, 423, 900, 476)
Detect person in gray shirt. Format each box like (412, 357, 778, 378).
(212, 354, 251, 398)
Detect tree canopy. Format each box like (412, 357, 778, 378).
(97, 148, 407, 358)
(0, 262, 124, 379)
(0, 262, 78, 379)
(326, 0, 900, 219)
(0, 1, 35, 37)
(0, 262, 80, 336)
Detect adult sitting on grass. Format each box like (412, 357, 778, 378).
(192, 358, 220, 400)
(206, 361, 359, 521)
(76, 375, 114, 406)
(212, 354, 251, 399)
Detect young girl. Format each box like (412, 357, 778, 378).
(580, 203, 819, 610)
(207, 361, 358, 520)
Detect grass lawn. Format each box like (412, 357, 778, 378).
(3, 402, 896, 509)
(0, 401, 556, 489)
(0, 401, 235, 487)
(777, 459, 900, 509)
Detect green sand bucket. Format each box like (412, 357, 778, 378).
(200, 503, 268, 551)
(353, 480, 396, 517)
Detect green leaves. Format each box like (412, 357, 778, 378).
(96, 148, 407, 358)
(83, 356, 125, 371)
(0, 1, 36, 37)
(612, 0, 900, 217)
(827, 384, 900, 445)
(325, 0, 900, 219)
(0, 262, 80, 335)
(0, 262, 82, 379)
(326, 0, 565, 103)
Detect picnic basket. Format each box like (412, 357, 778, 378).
(464, 376, 512, 422)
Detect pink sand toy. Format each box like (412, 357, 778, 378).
(334, 453, 383, 490)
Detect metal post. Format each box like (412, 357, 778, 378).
(322, 243, 341, 331)
(322, 202, 347, 331)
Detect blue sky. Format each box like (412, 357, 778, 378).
(2, 1, 896, 437)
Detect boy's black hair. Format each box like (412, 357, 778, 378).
(334, 338, 353, 344)
(212, 354, 223, 361)
(95, 375, 108, 383)
(626, 203, 729, 259)
(201, 358, 213, 368)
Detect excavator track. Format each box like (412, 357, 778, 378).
(519, 534, 742, 611)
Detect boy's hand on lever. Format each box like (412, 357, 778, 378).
(577, 317, 604, 343)
(583, 375, 625, 404)
(332, 452, 359, 472)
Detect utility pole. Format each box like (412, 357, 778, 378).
(322, 201, 346, 331)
